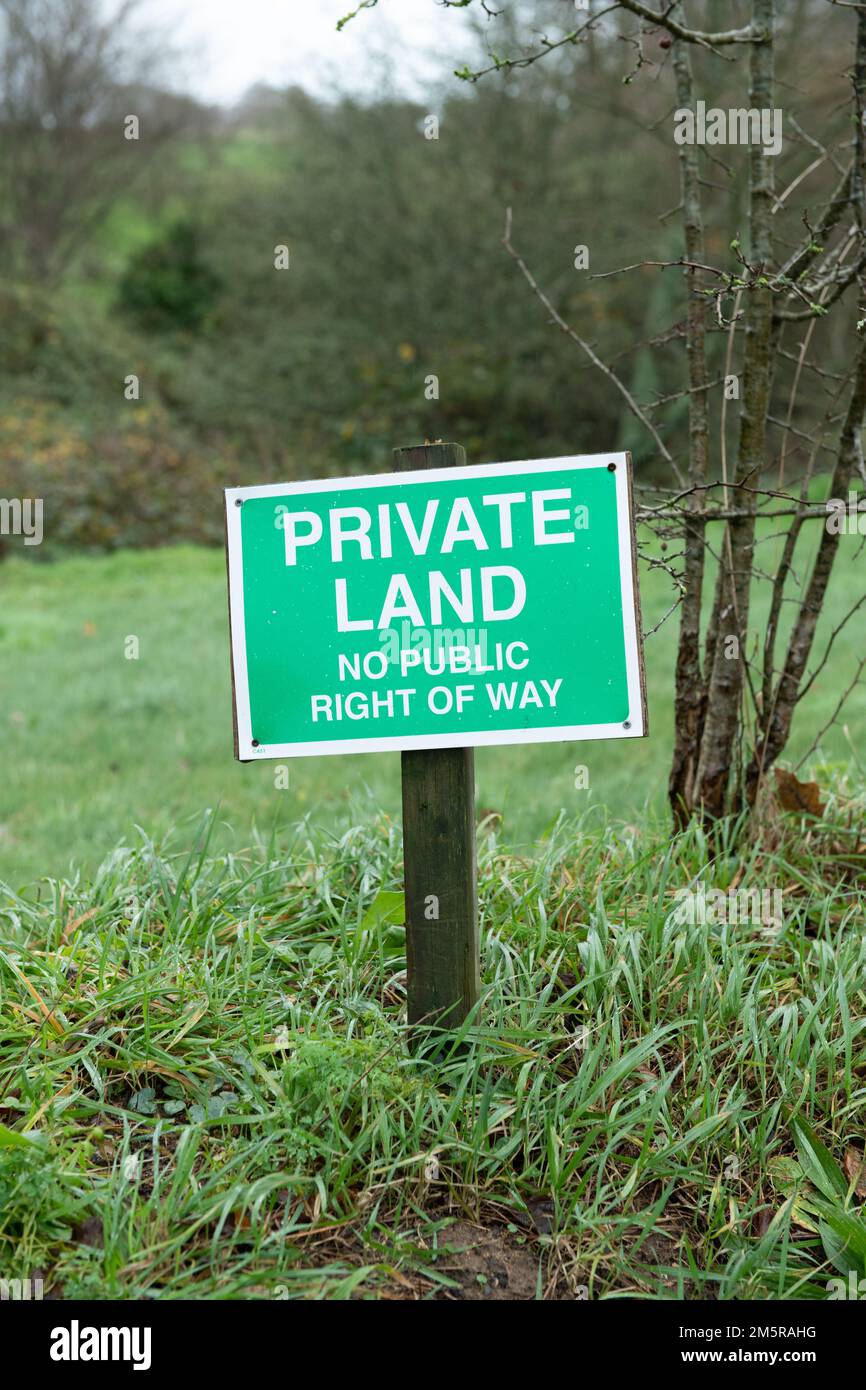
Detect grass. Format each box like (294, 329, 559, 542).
(1, 795, 864, 1299)
(1, 538, 864, 886)
(1, 536, 864, 1298)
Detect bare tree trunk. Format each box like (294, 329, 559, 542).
(747, 334, 866, 788)
(746, 6, 866, 796)
(668, 21, 710, 827)
(693, 0, 776, 820)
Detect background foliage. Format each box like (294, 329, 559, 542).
(0, 0, 854, 553)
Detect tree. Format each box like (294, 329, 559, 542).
(0, 0, 201, 283)
(345, 0, 866, 825)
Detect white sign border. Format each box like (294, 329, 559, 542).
(225, 453, 647, 760)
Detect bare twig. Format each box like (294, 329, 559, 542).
(502, 207, 685, 484)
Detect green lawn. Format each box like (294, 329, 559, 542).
(1, 540, 862, 887)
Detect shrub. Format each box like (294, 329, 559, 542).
(116, 220, 222, 334)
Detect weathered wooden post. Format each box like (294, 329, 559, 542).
(393, 442, 480, 1037)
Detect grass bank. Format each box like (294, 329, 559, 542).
(0, 799, 864, 1298)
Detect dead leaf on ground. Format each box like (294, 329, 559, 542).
(774, 768, 824, 817)
(844, 1147, 866, 1198)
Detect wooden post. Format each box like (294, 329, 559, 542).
(393, 442, 480, 1038)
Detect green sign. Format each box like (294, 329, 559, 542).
(225, 454, 647, 759)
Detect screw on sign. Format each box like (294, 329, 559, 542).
(225, 441, 647, 1044)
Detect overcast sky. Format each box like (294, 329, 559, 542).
(148, 0, 477, 106)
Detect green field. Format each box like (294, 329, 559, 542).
(1, 539, 863, 887)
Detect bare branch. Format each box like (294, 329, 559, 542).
(501, 207, 684, 484)
(616, 0, 763, 49)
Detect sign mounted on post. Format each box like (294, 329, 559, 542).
(225, 453, 647, 760)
